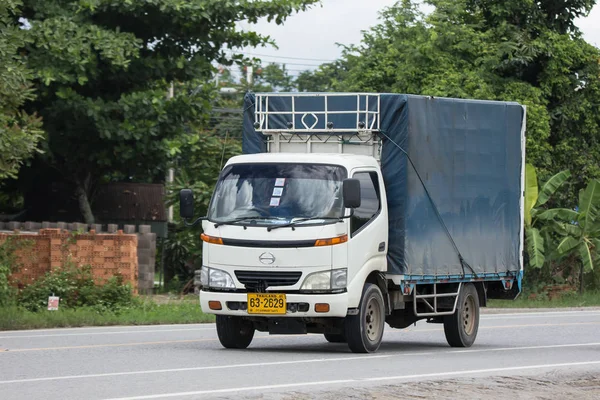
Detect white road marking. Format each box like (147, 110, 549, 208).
(0, 323, 214, 335)
(449, 342, 600, 354)
(109, 379, 357, 400)
(104, 360, 600, 399)
(0, 354, 392, 384)
(365, 360, 600, 381)
(0, 327, 214, 339)
(2, 342, 599, 385)
(482, 311, 600, 319)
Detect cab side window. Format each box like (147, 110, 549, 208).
(351, 172, 381, 235)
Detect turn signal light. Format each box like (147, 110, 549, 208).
(315, 235, 348, 247)
(208, 301, 222, 310)
(315, 303, 330, 313)
(201, 234, 223, 245)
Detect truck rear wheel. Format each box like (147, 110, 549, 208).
(216, 315, 255, 349)
(345, 283, 385, 353)
(443, 283, 479, 347)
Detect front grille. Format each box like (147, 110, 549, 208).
(235, 271, 302, 287)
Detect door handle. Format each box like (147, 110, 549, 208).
(378, 242, 386, 252)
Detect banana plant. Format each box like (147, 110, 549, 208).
(544, 179, 600, 274)
(524, 164, 571, 268)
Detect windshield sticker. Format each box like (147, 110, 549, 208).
(272, 187, 283, 196)
(274, 178, 286, 187)
(269, 197, 281, 207)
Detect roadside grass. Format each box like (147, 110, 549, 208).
(0, 296, 215, 331)
(488, 291, 600, 308)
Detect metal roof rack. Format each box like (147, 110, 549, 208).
(254, 93, 381, 134)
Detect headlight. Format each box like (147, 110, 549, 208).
(331, 269, 347, 289)
(201, 267, 235, 289)
(200, 268, 208, 286)
(301, 268, 347, 291)
(301, 271, 331, 290)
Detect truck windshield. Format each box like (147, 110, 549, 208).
(208, 163, 346, 226)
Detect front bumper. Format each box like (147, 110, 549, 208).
(200, 290, 349, 317)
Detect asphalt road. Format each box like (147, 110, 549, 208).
(1, 309, 600, 399)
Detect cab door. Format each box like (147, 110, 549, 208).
(346, 169, 388, 307)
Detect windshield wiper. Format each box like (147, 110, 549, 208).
(267, 216, 342, 231)
(214, 216, 277, 228)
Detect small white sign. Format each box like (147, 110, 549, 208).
(48, 296, 60, 311)
(274, 178, 286, 187)
(269, 197, 281, 207)
(272, 187, 283, 196)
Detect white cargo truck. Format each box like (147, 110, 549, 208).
(180, 92, 525, 353)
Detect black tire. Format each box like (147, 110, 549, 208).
(324, 333, 346, 343)
(345, 283, 385, 353)
(216, 315, 255, 349)
(443, 283, 480, 347)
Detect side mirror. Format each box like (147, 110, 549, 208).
(179, 189, 194, 219)
(343, 179, 361, 209)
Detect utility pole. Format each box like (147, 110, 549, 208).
(161, 81, 176, 290)
(246, 65, 253, 87)
(167, 81, 174, 223)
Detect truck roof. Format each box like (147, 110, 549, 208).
(226, 153, 379, 170)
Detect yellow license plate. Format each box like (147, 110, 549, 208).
(247, 293, 286, 315)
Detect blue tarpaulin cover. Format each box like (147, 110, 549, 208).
(242, 92, 524, 277)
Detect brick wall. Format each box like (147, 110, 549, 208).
(0, 222, 157, 293)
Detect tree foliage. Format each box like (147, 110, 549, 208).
(13, 0, 318, 223)
(296, 60, 349, 92)
(256, 63, 295, 92)
(524, 163, 571, 268)
(553, 180, 600, 272)
(522, 163, 600, 291)
(0, 0, 43, 181)
(163, 127, 242, 284)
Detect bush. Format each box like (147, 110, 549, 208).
(18, 264, 136, 312)
(0, 237, 28, 306)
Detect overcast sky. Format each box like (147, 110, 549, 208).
(238, 0, 600, 76)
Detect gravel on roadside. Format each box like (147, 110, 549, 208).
(239, 372, 600, 400)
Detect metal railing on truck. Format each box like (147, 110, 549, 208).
(253, 93, 382, 160)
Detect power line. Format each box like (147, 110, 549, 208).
(284, 68, 318, 72)
(268, 61, 322, 67)
(233, 58, 323, 67)
(213, 108, 243, 113)
(231, 51, 336, 63)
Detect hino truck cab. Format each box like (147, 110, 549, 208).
(180, 92, 525, 353)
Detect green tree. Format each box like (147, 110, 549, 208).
(16, 0, 318, 224)
(258, 63, 295, 91)
(0, 0, 43, 181)
(233, 62, 295, 92)
(295, 61, 349, 92)
(524, 163, 571, 268)
(551, 180, 600, 291)
(164, 129, 242, 284)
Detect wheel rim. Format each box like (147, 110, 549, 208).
(461, 294, 476, 336)
(365, 296, 382, 342)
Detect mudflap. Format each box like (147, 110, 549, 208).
(486, 280, 521, 300)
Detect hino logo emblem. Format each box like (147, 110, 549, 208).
(259, 252, 276, 265)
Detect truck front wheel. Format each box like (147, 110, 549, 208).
(345, 283, 385, 353)
(216, 315, 255, 349)
(443, 283, 480, 347)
